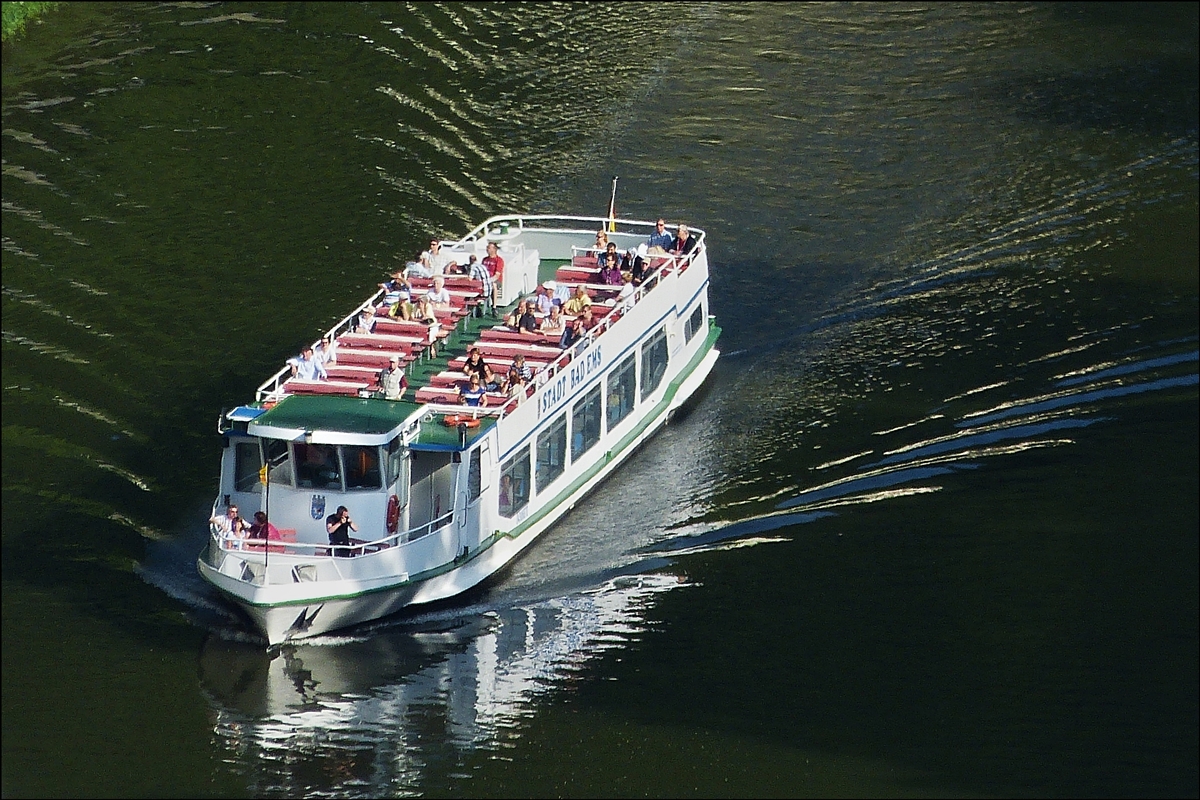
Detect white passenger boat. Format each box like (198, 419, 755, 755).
(197, 214, 721, 645)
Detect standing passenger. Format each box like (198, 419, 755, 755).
(288, 346, 328, 381)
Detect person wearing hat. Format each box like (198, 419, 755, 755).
(377, 355, 407, 401)
(378, 271, 411, 310)
(543, 280, 570, 307)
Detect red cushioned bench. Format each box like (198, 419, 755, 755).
(480, 327, 564, 348)
(333, 348, 410, 370)
(284, 378, 369, 397)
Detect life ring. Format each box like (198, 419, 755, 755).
(441, 414, 481, 428)
(386, 493, 400, 534)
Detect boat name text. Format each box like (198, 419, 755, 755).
(539, 345, 603, 416)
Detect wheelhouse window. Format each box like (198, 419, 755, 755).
(571, 384, 602, 461)
(265, 439, 292, 486)
(536, 414, 567, 494)
(295, 442, 340, 490)
(343, 445, 382, 490)
(685, 304, 705, 342)
(233, 440, 262, 492)
(499, 446, 530, 518)
(385, 438, 405, 485)
(640, 327, 668, 401)
(606, 354, 637, 431)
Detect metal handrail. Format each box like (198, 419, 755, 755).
(211, 510, 455, 563)
(249, 221, 702, 410)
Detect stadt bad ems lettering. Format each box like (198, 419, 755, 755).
(539, 345, 603, 416)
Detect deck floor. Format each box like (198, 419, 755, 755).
(404, 258, 569, 391)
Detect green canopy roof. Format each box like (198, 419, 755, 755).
(248, 395, 422, 444)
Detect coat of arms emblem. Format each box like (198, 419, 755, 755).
(310, 494, 326, 520)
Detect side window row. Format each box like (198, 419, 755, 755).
(497, 319, 684, 519)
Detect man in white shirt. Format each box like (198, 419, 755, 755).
(288, 346, 328, 381)
(425, 239, 456, 275)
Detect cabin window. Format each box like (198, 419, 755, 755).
(233, 441, 262, 492)
(385, 438, 404, 486)
(468, 449, 482, 502)
(344, 445, 383, 490)
(295, 442, 341, 491)
(685, 304, 705, 342)
(606, 354, 637, 431)
(571, 384, 602, 461)
(468, 442, 490, 503)
(536, 414, 568, 494)
(499, 446, 530, 518)
(640, 327, 668, 401)
(265, 439, 293, 486)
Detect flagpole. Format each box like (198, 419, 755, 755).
(607, 176, 618, 232)
(261, 458, 270, 568)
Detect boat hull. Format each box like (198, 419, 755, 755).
(198, 214, 720, 645)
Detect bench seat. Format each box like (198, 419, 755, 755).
(284, 378, 368, 397)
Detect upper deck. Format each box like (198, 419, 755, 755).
(224, 215, 709, 448)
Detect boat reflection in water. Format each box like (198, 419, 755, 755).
(199, 573, 685, 795)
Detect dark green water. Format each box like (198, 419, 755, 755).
(3, 3, 1196, 797)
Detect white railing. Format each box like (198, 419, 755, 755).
(208, 510, 455, 572)
(248, 217, 703, 410)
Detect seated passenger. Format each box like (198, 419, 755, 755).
(646, 218, 673, 251)
(593, 229, 609, 251)
(389, 295, 414, 320)
(460, 373, 488, 407)
(461, 348, 499, 390)
(210, 504, 249, 540)
(355, 306, 377, 334)
(563, 285, 593, 316)
(668, 222, 698, 256)
(622, 246, 647, 285)
(413, 295, 438, 325)
(541, 304, 565, 335)
(248, 511, 281, 541)
(424, 239, 457, 276)
(378, 271, 411, 309)
(543, 280, 571, 307)
(516, 300, 541, 335)
(425, 275, 452, 311)
(597, 241, 619, 270)
(405, 248, 433, 279)
(559, 316, 586, 350)
(599, 244, 623, 285)
(315, 334, 338, 367)
(532, 283, 554, 315)
(505, 353, 532, 393)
